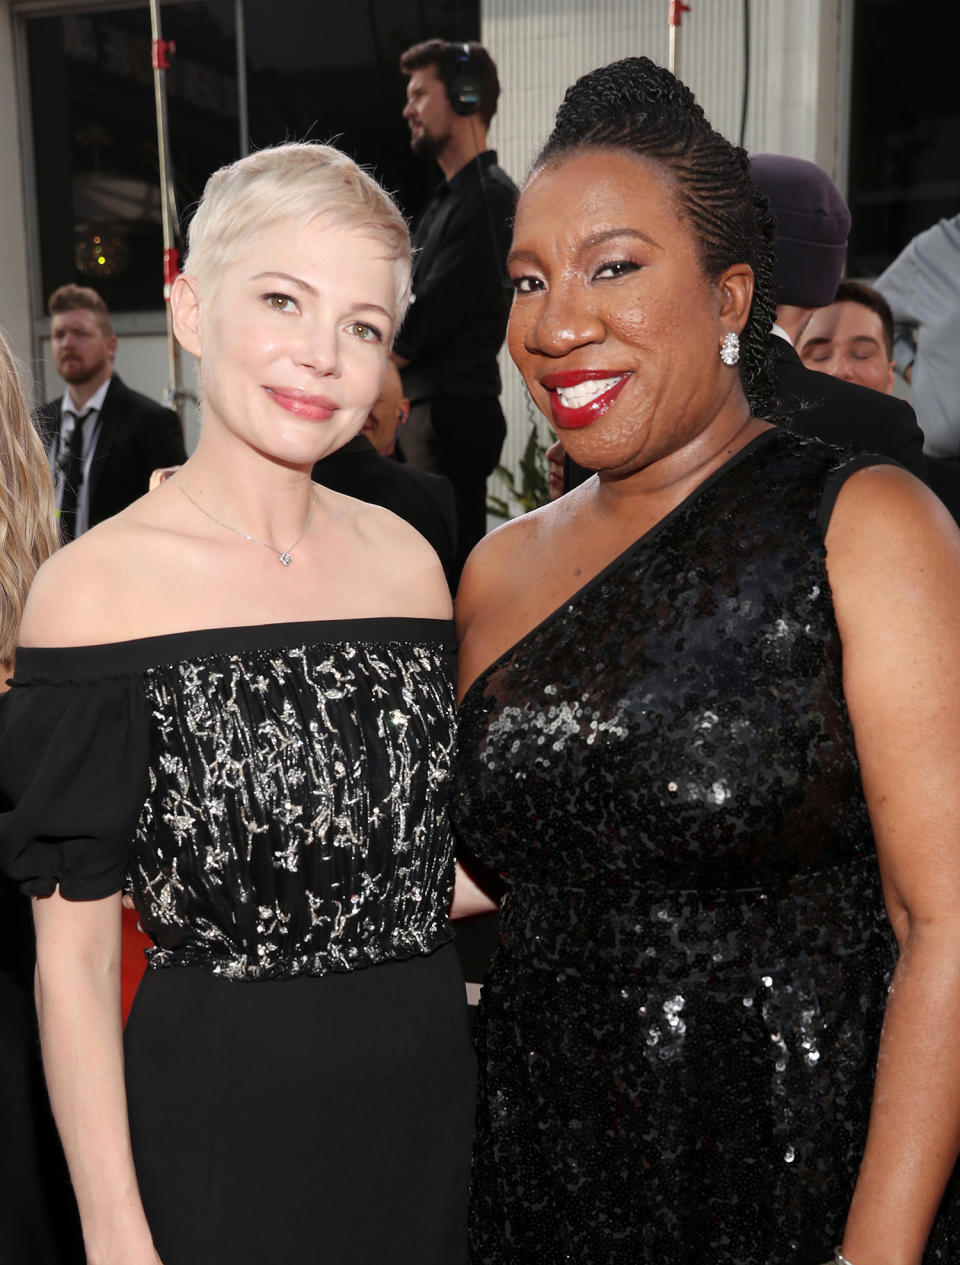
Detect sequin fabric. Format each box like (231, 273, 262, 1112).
(129, 634, 458, 979)
(453, 432, 955, 1263)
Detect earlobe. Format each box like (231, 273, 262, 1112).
(718, 264, 755, 333)
(170, 275, 202, 358)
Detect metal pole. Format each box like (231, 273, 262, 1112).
(668, 0, 691, 78)
(235, 0, 249, 158)
(148, 0, 184, 423)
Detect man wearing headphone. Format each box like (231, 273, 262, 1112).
(395, 39, 518, 588)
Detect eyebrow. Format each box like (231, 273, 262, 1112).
(251, 270, 317, 295)
(249, 271, 393, 321)
(801, 334, 883, 354)
(799, 336, 832, 352)
(585, 227, 663, 251)
(508, 226, 663, 268)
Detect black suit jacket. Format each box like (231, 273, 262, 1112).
(36, 374, 186, 529)
(312, 435, 458, 590)
(770, 336, 929, 484)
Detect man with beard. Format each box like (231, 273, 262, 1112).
(395, 39, 517, 586)
(37, 285, 186, 540)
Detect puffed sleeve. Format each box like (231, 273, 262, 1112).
(0, 664, 151, 900)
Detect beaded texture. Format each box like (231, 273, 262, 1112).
(0, 624, 458, 981)
(453, 430, 959, 1263)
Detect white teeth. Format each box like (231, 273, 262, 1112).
(555, 376, 623, 409)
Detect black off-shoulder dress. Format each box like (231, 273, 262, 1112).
(0, 619, 474, 1265)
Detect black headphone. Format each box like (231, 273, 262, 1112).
(447, 42, 482, 117)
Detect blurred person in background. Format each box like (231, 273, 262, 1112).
(798, 279, 895, 394)
(394, 39, 517, 586)
(749, 152, 929, 484)
(0, 326, 82, 1263)
(875, 213, 960, 459)
(37, 285, 185, 541)
(361, 356, 409, 456)
(799, 279, 960, 523)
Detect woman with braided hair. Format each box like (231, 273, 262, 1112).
(451, 57, 960, 1263)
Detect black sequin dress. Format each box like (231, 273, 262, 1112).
(0, 619, 474, 1265)
(454, 431, 958, 1264)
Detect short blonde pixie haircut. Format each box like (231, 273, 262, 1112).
(184, 142, 412, 321)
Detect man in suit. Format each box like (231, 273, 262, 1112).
(37, 284, 186, 540)
(748, 154, 929, 484)
(797, 278, 960, 523)
(313, 363, 459, 590)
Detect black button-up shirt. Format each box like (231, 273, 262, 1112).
(395, 150, 518, 403)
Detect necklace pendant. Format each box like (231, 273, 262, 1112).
(279, 552, 292, 567)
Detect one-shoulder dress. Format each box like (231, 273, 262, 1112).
(453, 431, 959, 1263)
(0, 619, 475, 1265)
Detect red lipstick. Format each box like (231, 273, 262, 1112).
(540, 370, 632, 430)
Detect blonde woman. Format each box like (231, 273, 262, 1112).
(0, 329, 59, 674)
(0, 145, 473, 1265)
(0, 328, 78, 1263)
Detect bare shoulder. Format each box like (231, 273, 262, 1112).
(825, 463, 960, 641)
(326, 490, 452, 620)
(21, 513, 154, 648)
(826, 463, 960, 577)
(456, 499, 554, 637)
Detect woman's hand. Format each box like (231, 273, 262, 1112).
(826, 465, 960, 1263)
(450, 860, 500, 920)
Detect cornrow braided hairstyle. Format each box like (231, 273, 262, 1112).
(535, 57, 779, 419)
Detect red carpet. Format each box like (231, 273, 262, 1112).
(121, 906, 151, 1025)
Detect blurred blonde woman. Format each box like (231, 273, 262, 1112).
(0, 145, 473, 1265)
(0, 329, 58, 674)
(0, 328, 80, 1264)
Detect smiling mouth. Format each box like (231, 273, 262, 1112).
(542, 372, 632, 429)
(555, 376, 623, 409)
(266, 387, 337, 421)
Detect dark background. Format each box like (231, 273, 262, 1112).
(27, 0, 479, 311)
(846, 0, 959, 276)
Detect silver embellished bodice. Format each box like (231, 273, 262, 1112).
(0, 620, 458, 981)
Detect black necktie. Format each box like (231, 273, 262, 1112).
(58, 410, 92, 541)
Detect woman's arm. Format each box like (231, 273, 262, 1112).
(826, 466, 960, 1265)
(33, 889, 162, 1265)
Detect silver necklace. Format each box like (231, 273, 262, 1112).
(171, 475, 317, 567)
